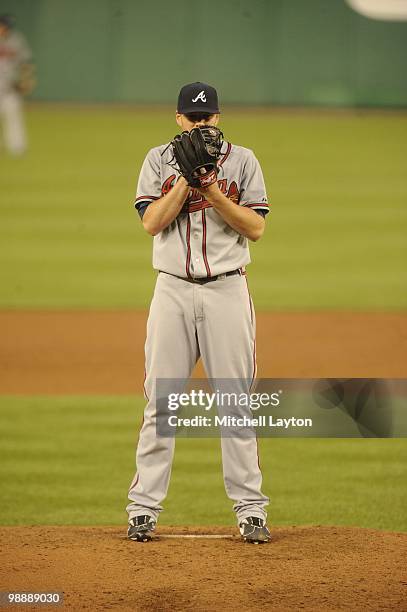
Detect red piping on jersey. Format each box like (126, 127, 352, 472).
(185, 215, 192, 279)
(254, 406, 262, 472)
(245, 276, 254, 326)
(128, 411, 145, 491)
(129, 367, 150, 493)
(135, 195, 159, 202)
(218, 142, 232, 167)
(201, 209, 211, 277)
(129, 473, 139, 490)
(245, 202, 269, 208)
(251, 338, 257, 390)
(186, 201, 213, 213)
(143, 368, 149, 401)
(244, 276, 257, 389)
(245, 276, 258, 477)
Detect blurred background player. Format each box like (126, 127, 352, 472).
(0, 14, 35, 156)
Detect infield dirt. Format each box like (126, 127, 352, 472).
(0, 311, 406, 394)
(0, 525, 406, 611)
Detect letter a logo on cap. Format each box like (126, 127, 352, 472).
(192, 90, 207, 103)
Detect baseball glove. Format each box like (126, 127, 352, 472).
(171, 126, 223, 189)
(14, 64, 36, 96)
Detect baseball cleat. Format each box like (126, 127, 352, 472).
(239, 516, 271, 544)
(127, 515, 156, 542)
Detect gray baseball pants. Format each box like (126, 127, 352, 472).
(0, 90, 27, 156)
(127, 271, 269, 524)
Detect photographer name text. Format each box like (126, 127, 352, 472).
(167, 415, 312, 429)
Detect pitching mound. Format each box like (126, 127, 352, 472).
(1, 526, 406, 610)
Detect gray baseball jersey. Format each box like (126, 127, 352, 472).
(134, 141, 269, 278)
(0, 30, 31, 94)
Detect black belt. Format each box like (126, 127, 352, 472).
(161, 269, 243, 285)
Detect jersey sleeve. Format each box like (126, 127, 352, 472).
(134, 148, 162, 217)
(239, 150, 269, 215)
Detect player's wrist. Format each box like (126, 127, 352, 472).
(199, 181, 220, 199)
(201, 184, 227, 206)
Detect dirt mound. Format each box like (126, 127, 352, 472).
(0, 311, 406, 394)
(0, 525, 406, 610)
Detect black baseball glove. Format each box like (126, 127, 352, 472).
(171, 126, 223, 189)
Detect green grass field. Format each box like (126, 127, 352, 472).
(1, 105, 406, 309)
(0, 396, 406, 531)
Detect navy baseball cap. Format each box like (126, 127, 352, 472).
(0, 14, 15, 29)
(177, 82, 220, 114)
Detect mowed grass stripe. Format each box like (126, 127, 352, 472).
(0, 395, 406, 530)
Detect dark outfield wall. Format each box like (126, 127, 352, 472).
(2, 0, 407, 106)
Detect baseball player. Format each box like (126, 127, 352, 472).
(127, 82, 271, 544)
(0, 14, 34, 156)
